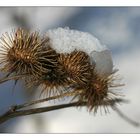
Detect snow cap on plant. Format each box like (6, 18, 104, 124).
(45, 27, 123, 112)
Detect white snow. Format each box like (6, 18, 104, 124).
(90, 50, 113, 77)
(46, 27, 107, 55)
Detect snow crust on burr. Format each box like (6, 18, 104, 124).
(46, 27, 107, 55)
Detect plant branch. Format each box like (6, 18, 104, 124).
(0, 98, 123, 125)
(0, 101, 86, 125)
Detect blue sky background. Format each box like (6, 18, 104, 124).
(0, 7, 140, 133)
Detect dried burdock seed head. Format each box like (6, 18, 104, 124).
(0, 28, 58, 83)
(27, 56, 69, 97)
(76, 72, 120, 112)
(74, 50, 124, 113)
(58, 50, 93, 86)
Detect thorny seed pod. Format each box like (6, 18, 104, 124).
(0, 28, 58, 83)
(75, 68, 123, 113)
(58, 50, 93, 86)
(32, 61, 71, 97)
(75, 50, 121, 113)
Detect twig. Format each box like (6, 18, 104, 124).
(0, 98, 123, 125)
(112, 106, 140, 127)
(0, 101, 86, 125)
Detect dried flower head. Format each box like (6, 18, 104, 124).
(31, 63, 70, 97)
(58, 50, 93, 86)
(75, 70, 123, 113)
(0, 28, 58, 83)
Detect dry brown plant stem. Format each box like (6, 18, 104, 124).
(0, 98, 125, 125)
(0, 102, 86, 125)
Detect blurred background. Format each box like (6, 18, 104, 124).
(0, 7, 140, 133)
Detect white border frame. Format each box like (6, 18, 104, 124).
(1, 0, 140, 6)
